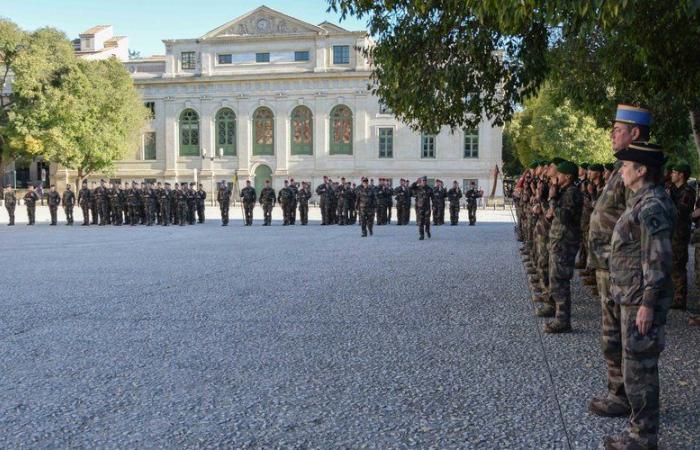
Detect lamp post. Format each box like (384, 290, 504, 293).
(202, 148, 224, 206)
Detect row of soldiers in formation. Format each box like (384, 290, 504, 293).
(2, 180, 207, 226)
(220, 176, 483, 239)
(513, 104, 695, 450)
(3, 177, 484, 234)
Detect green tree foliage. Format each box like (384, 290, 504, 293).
(1, 19, 149, 188)
(327, 1, 700, 159)
(508, 85, 611, 167)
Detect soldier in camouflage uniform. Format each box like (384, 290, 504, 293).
(447, 180, 462, 225)
(355, 177, 376, 237)
(690, 188, 700, 326)
(432, 179, 447, 225)
(217, 181, 231, 226)
(393, 179, 407, 225)
(94, 180, 108, 225)
(119, 182, 129, 225)
(531, 160, 553, 305)
(588, 105, 651, 421)
(316, 176, 332, 225)
(465, 181, 483, 226)
(196, 183, 206, 224)
(4, 185, 16, 226)
(240, 180, 256, 226)
(154, 182, 163, 224)
(89, 181, 99, 225)
(540, 161, 582, 333)
(297, 182, 312, 225)
(127, 182, 139, 226)
(278, 180, 294, 226)
(411, 176, 433, 240)
(667, 162, 695, 310)
(24, 185, 39, 225)
(62, 184, 75, 226)
(171, 183, 179, 225)
(289, 178, 299, 225)
(603, 142, 674, 450)
(577, 163, 592, 270)
(259, 179, 276, 226)
(108, 182, 122, 226)
(47, 185, 61, 225)
(187, 182, 197, 225)
(78, 180, 91, 226)
(176, 183, 188, 226)
(159, 183, 171, 226)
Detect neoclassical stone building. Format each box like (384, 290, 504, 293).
(71, 6, 503, 195)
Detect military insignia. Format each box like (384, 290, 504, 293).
(639, 203, 669, 235)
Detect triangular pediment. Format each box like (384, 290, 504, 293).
(201, 6, 325, 39)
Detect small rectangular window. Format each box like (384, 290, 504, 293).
(181, 51, 196, 70)
(421, 134, 436, 159)
(464, 128, 479, 158)
(333, 45, 350, 64)
(144, 102, 155, 119)
(294, 51, 310, 62)
(217, 54, 232, 65)
(378, 128, 393, 158)
(143, 132, 156, 160)
(256, 52, 270, 63)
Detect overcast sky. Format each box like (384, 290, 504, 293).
(2, 0, 368, 57)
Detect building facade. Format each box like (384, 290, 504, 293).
(32, 6, 504, 196)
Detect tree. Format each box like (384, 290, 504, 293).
(508, 84, 611, 168)
(326, 1, 700, 158)
(3, 22, 149, 188)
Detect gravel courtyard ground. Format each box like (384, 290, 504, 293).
(0, 206, 698, 449)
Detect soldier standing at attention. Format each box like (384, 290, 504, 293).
(355, 177, 376, 237)
(140, 182, 152, 226)
(316, 176, 329, 225)
(667, 162, 695, 310)
(119, 182, 129, 225)
(577, 163, 592, 270)
(465, 181, 483, 226)
(411, 176, 433, 240)
(342, 181, 354, 225)
(171, 183, 179, 225)
(62, 184, 75, 226)
(186, 182, 196, 225)
(78, 180, 91, 226)
(196, 183, 206, 224)
(297, 181, 312, 225)
(541, 161, 582, 333)
(289, 178, 299, 225)
(177, 183, 188, 226)
(259, 179, 276, 226)
(89, 181, 99, 225)
(375, 178, 387, 225)
(94, 179, 109, 226)
(159, 183, 171, 226)
(47, 185, 60, 226)
(127, 182, 139, 226)
(447, 180, 463, 225)
(107, 182, 120, 226)
(336, 180, 347, 225)
(217, 181, 231, 226)
(24, 185, 39, 225)
(432, 179, 447, 225)
(4, 185, 17, 226)
(604, 142, 674, 450)
(154, 182, 163, 224)
(588, 105, 651, 421)
(240, 180, 256, 226)
(393, 179, 406, 225)
(278, 180, 294, 226)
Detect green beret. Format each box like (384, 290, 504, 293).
(580, 162, 590, 169)
(557, 160, 579, 177)
(539, 159, 549, 167)
(529, 161, 539, 169)
(551, 157, 566, 165)
(604, 163, 615, 171)
(589, 163, 604, 172)
(674, 162, 691, 176)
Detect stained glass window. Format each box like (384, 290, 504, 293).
(216, 108, 236, 156)
(329, 105, 352, 155)
(291, 106, 313, 155)
(253, 107, 274, 155)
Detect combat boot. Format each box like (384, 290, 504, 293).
(536, 304, 555, 317)
(603, 432, 656, 450)
(531, 292, 545, 303)
(543, 320, 571, 334)
(588, 395, 631, 417)
(689, 315, 700, 326)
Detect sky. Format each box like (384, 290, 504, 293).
(0, 0, 368, 57)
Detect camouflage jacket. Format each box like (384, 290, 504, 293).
(447, 187, 462, 203)
(296, 188, 311, 205)
(393, 186, 410, 204)
(240, 186, 257, 204)
(410, 183, 433, 211)
(668, 182, 696, 241)
(23, 191, 39, 206)
(78, 188, 92, 207)
(355, 185, 376, 210)
(588, 161, 629, 270)
(48, 191, 61, 207)
(217, 188, 231, 205)
(465, 188, 482, 207)
(62, 190, 75, 207)
(4, 190, 16, 206)
(548, 183, 583, 248)
(610, 184, 676, 308)
(278, 187, 294, 204)
(433, 187, 447, 205)
(259, 187, 276, 206)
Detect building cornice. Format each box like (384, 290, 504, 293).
(133, 70, 372, 86)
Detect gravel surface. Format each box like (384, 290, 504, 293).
(0, 206, 697, 449)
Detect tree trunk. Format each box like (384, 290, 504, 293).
(690, 110, 700, 162)
(489, 164, 500, 199)
(76, 168, 85, 192)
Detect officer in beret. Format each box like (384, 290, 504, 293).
(4, 185, 16, 226)
(668, 162, 695, 310)
(604, 141, 674, 450)
(240, 180, 257, 226)
(217, 180, 231, 226)
(589, 104, 652, 420)
(355, 177, 376, 237)
(78, 180, 91, 226)
(411, 176, 433, 240)
(539, 160, 582, 333)
(603, 163, 615, 182)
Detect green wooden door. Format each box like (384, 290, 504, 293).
(254, 165, 272, 197)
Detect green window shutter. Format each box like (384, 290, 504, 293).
(253, 107, 274, 156)
(216, 108, 236, 156)
(329, 105, 353, 155)
(179, 109, 200, 156)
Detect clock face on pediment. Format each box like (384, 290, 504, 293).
(211, 13, 315, 38)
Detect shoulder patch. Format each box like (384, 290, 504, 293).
(638, 201, 670, 235)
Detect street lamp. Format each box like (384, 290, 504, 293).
(201, 148, 224, 205)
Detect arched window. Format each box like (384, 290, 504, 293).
(253, 107, 274, 155)
(216, 108, 236, 156)
(330, 105, 353, 155)
(179, 109, 199, 156)
(290, 106, 313, 155)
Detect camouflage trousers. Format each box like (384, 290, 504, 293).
(692, 245, 700, 318)
(596, 269, 627, 404)
(415, 208, 431, 238)
(262, 204, 273, 225)
(5, 204, 15, 225)
(620, 304, 666, 449)
(220, 204, 229, 225)
(671, 236, 690, 308)
(579, 223, 589, 267)
(243, 203, 254, 225)
(449, 202, 460, 225)
(467, 204, 477, 225)
(548, 239, 579, 324)
(298, 204, 308, 225)
(359, 207, 374, 235)
(535, 224, 550, 297)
